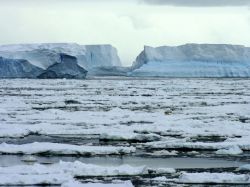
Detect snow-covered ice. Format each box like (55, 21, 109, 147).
(131, 44, 250, 77)
(0, 43, 122, 72)
(0, 160, 143, 186)
(0, 78, 250, 186)
(0, 174, 72, 186)
(215, 145, 243, 155)
(0, 161, 147, 176)
(62, 181, 134, 187)
(0, 79, 249, 151)
(239, 164, 250, 171)
(0, 142, 135, 155)
(177, 172, 250, 184)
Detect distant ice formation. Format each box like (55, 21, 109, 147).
(0, 56, 43, 78)
(0, 43, 122, 73)
(1, 43, 250, 78)
(130, 44, 250, 77)
(38, 53, 87, 79)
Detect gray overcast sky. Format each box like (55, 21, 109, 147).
(142, 0, 250, 7)
(0, 0, 250, 65)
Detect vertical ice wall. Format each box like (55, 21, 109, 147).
(130, 44, 250, 77)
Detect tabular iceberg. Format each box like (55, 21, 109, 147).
(0, 56, 43, 78)
(130, 44, 250, 77)
(38, 53, 87, 79)
(0, 43, 122, 75)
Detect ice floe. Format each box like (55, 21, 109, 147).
(238, 164, 250, 171)
(0, 78, 250, 185)
(0, 161, 144, 185)
(62, 181, 134, 187)
(215, 145, 243, 155)
(177, 172, 250, 184)
(0, 142, 136, 155)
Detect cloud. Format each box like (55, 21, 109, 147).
(118, 15, 152, 30)
(142, 0, 250, 7)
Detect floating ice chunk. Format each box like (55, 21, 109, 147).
(0, 142, 136, 155)
(0, 174, 72, 186)
(152, 168, 176, 174)
(62, 180, 134, 187)
(148, 150, 178, 156)
(100, 132, 161, 142)
(178, 172, 250, 184)
(143, 136, 250, 151)
(0, 161, 146, 180)
(0, 162, 135, 186)
(21, 155, 38, 163)
(151, 176, 168, 181)
(239, 164, 250, 171)
(215, 145, 243, 155)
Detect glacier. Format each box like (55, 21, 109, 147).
(0, 56, 43, 78)
(130, 44, 250, 77)
(0, 43, 122, 74)
(38, 53, 87, 79)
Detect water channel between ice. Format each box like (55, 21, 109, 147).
(0, 155, 245, 169)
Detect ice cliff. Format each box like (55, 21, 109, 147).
(0, 43, 122, 74)
(130, 44, 250, 77)
(1, 43, 250, 78)
(0, 56, 43, 78)
(38, 53, 87, 79)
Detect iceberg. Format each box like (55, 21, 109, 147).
(130, 44, 250, 77)
(0, 43, 122, 74)
(0, 56, 43, 78)
(38, 53, 87, 79)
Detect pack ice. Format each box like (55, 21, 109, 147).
(130, 44, 250, 77)
(0, 43, 122, 76)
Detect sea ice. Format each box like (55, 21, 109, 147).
(177, 172, 250, 184)
(0, 142, 136, 155)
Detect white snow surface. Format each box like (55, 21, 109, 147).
(0, 161, 139, 185)
(0, 142, 135, 155)
(215, 145, 243, 155)
(178, 172, 250, 184)
(0, 43, 121, 70)
(137, 44, 250, 63)
(0, 79, 250, 153)
(0, 78, 250, 185)
(0, 174, 72, 186)
(0, 161, 147, 176)
(131, 44, 250, 77)
(62, 181, 134, 187)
